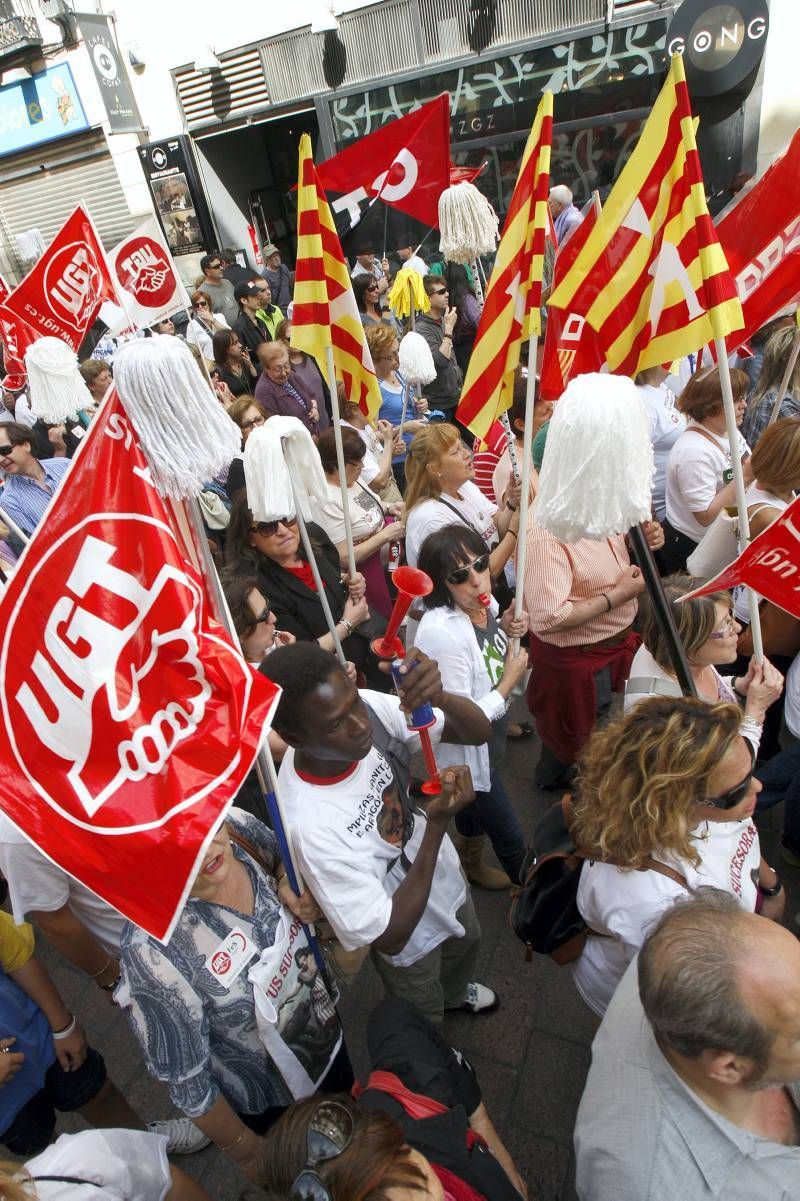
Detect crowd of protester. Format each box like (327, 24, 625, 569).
(0, 213, 798, 1201)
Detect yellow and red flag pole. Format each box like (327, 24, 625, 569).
(325, 342, 358, 580)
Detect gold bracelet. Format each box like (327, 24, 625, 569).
(89, 957, 112, 980)
(218, 1132, 246, 1154)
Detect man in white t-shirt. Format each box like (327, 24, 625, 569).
(0, 814, 125, 995)
(261, 643, 499, 1023)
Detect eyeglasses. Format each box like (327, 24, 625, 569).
(0, 443, 15, 456)
(708, 609, 738, 639)
(240, 414, 265, 431)
(207, 261, 221, 269)
(446, 553, 491, 585)
(701, 744, 755, 811)
(365, 283, 379, 292)
(290, 1101, 354, 1201)
(430, 287, 448, 296)
(195, 300, 209, 308)
(253, 605, 272, 624)
(251, 516, 297, 537)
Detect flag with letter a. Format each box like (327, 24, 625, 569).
(549, 54, 743, 377)
(456, 92, 553, 441)
(291, 133, 382, 420)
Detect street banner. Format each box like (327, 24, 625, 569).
(75, 12, 143, 133)
(0, 389, 279, 940)
(292, 134, 382, 421)
(540, 197, 604, 401)
(108, 216, 191, 332)
(456, 92, 553, 440)
(549, 54, 743, 377)
(683, 494, 800, 619)
(315, 94, 451, 232)
(4, 206, 117, 350)
(715, 126, 800, 352)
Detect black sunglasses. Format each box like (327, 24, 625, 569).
(0, 443, 15, 456)
(446, 553, 490, 585)
(207, 261, 221, 269)
(253, 605, 271, 624)
(250, 516, 297, 537)
(365, 283, 379, 291)
(701, 744, 756, 811)
(290, 1100, 354, 1200)
(430, 287, 448, 296)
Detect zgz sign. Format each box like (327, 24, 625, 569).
(666, 1, 769, 96)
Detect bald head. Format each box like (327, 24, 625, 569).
(638, 890, 800, 1085)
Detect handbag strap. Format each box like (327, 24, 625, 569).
(32, 1178, 102, 1188)
(562, 794, 690, 889)
(435, 495, 486, 542)
(229, 827, 278, 878)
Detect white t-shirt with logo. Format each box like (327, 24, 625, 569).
(0, 814, 125, 953)
(665, 423, 750, 543)
(406, 480, 498, 568)
(573, 818, 760, 1016)
(277, 691, 466, 968)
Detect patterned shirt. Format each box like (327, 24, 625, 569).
(118, 810, 295, 1118)
(0, 457, 70, 535)
(741, 388, 800, 450)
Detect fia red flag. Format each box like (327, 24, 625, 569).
(716, 127, 800, 352)
(540, 198, 605, 401)
(0, 390, 279, 940)
(683, 495, 800, 619)
(315, 94, 450, 231)
(4, 205, 116, 350)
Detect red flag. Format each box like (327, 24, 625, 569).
(540, 198, 605, 401)
(0, 274, 9, 304)
(0, 304, 38, 392)
(0, 389, 278, 940)
(449, 162, 484, 186)
(683, 494, 800, 619)
(316, 95, 450, 230)
(4, 205, 116, 350)
(716, 127, 800, 351)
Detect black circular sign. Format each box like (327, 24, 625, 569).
(666, 0, 769, 96)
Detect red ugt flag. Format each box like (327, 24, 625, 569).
(315, 94, 451, 230)
(0, 390, 279, 940)
(4, 205, 116, 350)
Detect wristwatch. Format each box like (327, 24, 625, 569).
(758, 873, 783, 897)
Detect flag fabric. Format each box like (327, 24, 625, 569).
(540, 197, 605, 401)
(108, 216, 191, 333)
(715, 126, 800, 352)
(683, 494, 800, 620)
(4, 205, 117, 350)
(291, 134, 382, 421)
(455, 92, 553, 441)
(315, 95, 451, 233)
(0, 388, 279, 940)
(0, 304, 37, 392)
(549, 54, 743, 377)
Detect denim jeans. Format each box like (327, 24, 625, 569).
(455, 770, 526, 882)
(755, 737, 800, 854)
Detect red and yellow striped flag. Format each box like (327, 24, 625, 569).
(456, 92, 553, 441)
(291, 134, 381, 420)
(548, 54, 743, 377)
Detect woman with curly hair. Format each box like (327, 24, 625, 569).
(571, 696, 785, 1016)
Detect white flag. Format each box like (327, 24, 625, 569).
(107, 217, 191, 333)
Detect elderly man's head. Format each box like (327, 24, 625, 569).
(258, 341, 291, 381)
(638, 890, 800, 1092)
(548, 184, 573, 217)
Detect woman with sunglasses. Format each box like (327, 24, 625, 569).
(415, 526, 528, 889)
(570, 696, 785, 1017)
(212, 329, 256, 399)
(225, 494, 387, 689)
(186, 290, 228, 361)
(352, 273, 388, 330)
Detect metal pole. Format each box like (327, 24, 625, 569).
(511, 334, 538, 652)
(499, 411, 521, 483)
(325, 344, 357, 579)
(290, 487, 348, 668)
(0, 506, 29, 545)
(628, 523, 697, 696)
(714, 336, 763, 663)
(767, 322, 800, 427)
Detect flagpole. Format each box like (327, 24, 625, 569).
(767, 320, 800, 427)
(714, 336, 764, 662)
(511, 337, 537, 653)
(0, 507, 29, 546)
(324, 345, 357, 580)
(499, 412, 521, 483)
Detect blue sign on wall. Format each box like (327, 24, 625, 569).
(0, 63, 89, 159)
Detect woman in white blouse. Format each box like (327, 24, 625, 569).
(663, 366, 752, 574)
(416, 524, 528, 889)
(571, 696, 786, 1017)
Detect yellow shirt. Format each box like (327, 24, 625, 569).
(0, 911, 35, 974)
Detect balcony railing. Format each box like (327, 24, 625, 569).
(0, 3, 43, 67)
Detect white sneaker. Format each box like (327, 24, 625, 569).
(147, 1118, 211, 1155)
(447, 981, 500, 1015)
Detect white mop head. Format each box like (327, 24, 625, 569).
(25, 338, 93, 422)
(112, 336, 241, 498)
(533, 373, 654, 542)
(244, 417, 327, 523)
(438, 182, 499, 263)
(399, 331, 436, 386)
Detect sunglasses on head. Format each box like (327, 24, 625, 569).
(446, 553, 490, 585)
(701, 743, 756, 811)
(251, 516, 297, 537)
(290, 1101, 354, 1201)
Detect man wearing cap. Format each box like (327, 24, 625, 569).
(261, 244, 293, 311)
(233, 282, 271, 365)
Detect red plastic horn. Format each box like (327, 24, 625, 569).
(371, 566, 433, 660)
